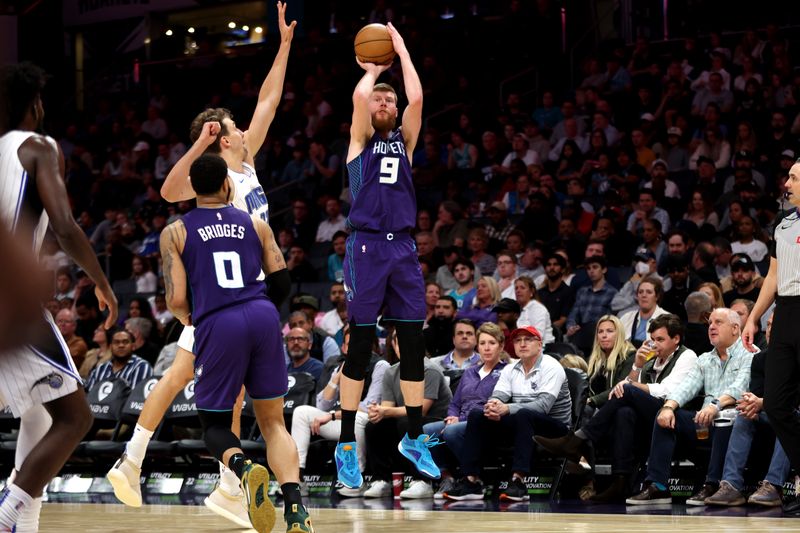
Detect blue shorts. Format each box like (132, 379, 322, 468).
(343, 231, 426, 325)
(193, 299, 287, 411)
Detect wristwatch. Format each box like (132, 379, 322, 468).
(710, 399, 721, 410)
(329, 410, 337, 420)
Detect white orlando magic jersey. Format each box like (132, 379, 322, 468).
(230, 162, 269, 222)
(0, 130, 51, 254)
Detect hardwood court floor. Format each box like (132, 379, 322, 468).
(38, 503, 800, 532)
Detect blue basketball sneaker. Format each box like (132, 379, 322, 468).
(398, 433, 441, 479)
(335, 442, 363, 489)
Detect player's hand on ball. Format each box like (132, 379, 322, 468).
(355, 57, 391, 74)
(385, 22, 407, 55)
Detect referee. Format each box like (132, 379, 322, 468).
(743, 163, 800, 515)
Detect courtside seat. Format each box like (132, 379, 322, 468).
(81, 379, 133, 459)
(284, 372, 317, 430)
(169, 381, 207, 461)
(118, 377, 175, 457)
(239, 393, 266, 456)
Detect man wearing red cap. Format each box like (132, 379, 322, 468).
(442, 326, 572, 502)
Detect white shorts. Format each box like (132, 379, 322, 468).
(177, 325, 196, 352)
(0, 313, 80, 418)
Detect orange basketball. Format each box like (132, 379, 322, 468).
(354, 23, 395, 65)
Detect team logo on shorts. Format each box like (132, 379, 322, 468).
(31, 372, 64, 391)
(287, 375, 296, 389)
(184, 381, 195, 400)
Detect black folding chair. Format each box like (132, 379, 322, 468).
(549, 368, 589, 500)
(80, 379, 132, 459)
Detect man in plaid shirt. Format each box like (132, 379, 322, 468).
(626, 308, 753, 506)
(565, 255, 617, 354)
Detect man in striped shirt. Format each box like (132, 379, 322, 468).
(85, 329, 153, 392)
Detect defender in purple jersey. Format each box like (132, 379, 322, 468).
(335, 23, 440, 490)
(160, 154, 312, 533)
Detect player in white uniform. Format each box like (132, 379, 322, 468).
(0, 62, 118, 533)
(0, 226, 50, 353)
(106, 3, 295, 526)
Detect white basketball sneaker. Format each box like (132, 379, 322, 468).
(106, 453, 143, 507)
(204, 484, 253, 529)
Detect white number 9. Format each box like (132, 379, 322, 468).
(379, 157, 399, 184)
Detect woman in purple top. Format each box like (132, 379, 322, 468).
(423, 322, 507, 496)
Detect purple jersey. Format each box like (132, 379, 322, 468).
(180, 206, 266, 325)
(347, 129, 416, 232)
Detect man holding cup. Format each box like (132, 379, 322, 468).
(626, 308, 754, 505)
(535, 314, 698, 502)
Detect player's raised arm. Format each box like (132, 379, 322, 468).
(243, 1, 296, 164)
(347, 60, 392, 162)
(253, 217, 291, 307)
(160, 220, 191, 324)
(161, 121, 220, 203)
(22, 137, 119, 329)
(386, 22, 422, 159)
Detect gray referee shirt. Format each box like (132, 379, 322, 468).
(772, 209, 800, 296)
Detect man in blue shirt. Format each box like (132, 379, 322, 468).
(286, 327, 324, 382)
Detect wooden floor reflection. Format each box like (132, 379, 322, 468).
(38, 502, 800, 532)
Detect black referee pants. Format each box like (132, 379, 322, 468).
(764, 296, 800, 471)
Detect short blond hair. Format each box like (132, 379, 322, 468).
(476, 322, 509, 362)
(560, 354, 589, 373)
(373, 83, 397, 98)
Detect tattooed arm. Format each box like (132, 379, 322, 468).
(160, 221, 191, 325)
(253, 217, 291, 306)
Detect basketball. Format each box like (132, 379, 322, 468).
(354, 23, 396, 65)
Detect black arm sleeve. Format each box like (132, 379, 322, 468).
(266, 268, 291, 307)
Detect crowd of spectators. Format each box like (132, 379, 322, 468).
(30, 8, 800, 506)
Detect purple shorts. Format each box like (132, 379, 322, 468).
(192, 298, 287, 411)
(343, 230, 426, 325)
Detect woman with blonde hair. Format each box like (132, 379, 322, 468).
(698, 282, 725, 309)
(423, 322, 508, 497)
(458, 276, 501, 327)
(586, 315, 636, 408)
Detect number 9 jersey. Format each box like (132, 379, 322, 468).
(180, 205, 267, 325)
(346, 130, 416, 233)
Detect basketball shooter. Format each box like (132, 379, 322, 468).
(335, 23, 440, 488)
(107, 2, 294, 525)
(161, 154, 310, 533)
